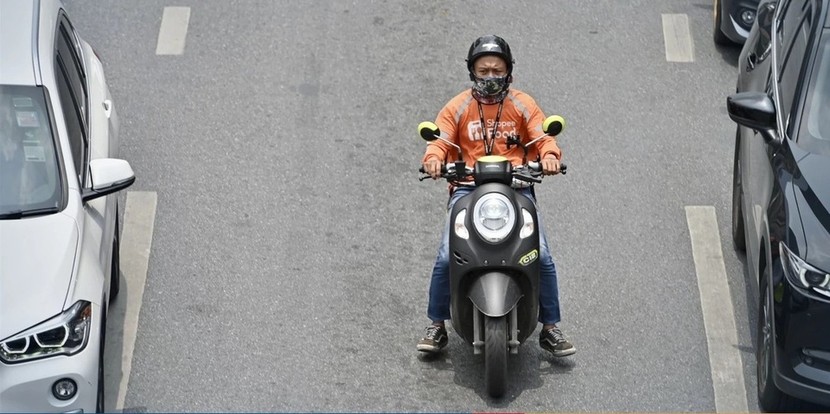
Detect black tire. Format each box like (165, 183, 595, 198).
(714, 0, 734, 45)
(109, 213, 121, 301)
(732, 130, 747, 252)
(757, 277, 793, 412)
(484, 315, 508, 398)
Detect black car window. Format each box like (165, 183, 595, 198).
(798, 33, 830, 155)
(54, 21, 88, 183)
(776, 0, 793, 40)
(57, 17, 86, 120)
(0, 86, 62, 216)
(776, 0, 814, 135)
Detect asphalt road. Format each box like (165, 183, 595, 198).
(66, 0, 768, 411)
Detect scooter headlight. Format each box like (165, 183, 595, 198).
(454, 209, 469, 240)
(520, 208, 535, 239)
(473, 193, 516, 243)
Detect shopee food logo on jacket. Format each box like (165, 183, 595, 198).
(467, 119, 517, 142)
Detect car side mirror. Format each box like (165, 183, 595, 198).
(727, 92, 779, 143)
(82, 158, 136, 202)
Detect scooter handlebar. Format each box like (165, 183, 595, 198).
(419, 161, 566, 181)
(526, 161, 567, 175)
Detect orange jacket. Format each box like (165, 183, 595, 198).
(422, 88, 562, 166)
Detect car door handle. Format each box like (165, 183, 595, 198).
(102, 99, 113, 119)
(746, 53, 757, 71)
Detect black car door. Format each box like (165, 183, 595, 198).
(746, 0, 816, 256)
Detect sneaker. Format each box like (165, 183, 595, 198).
(417, 325, 448, 353)
(539, 326, 576, 357)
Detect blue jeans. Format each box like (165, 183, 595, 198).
(427, 186, 562, 325)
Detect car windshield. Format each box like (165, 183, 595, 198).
(0, 85, 61, 218)
(800, 35, 830, 155)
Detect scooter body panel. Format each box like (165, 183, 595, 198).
(467, 272, 523, 317)
(449, 183, 541, 346)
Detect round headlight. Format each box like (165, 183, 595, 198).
(473, 193, 516, 243)
(481, 198, 509, 230)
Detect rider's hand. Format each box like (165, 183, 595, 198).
(424, 159, 443, 179)
(541, 155, 561, 175)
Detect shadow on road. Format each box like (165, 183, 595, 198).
(418, 330, 576, 406)
(104, 272, 127, 413)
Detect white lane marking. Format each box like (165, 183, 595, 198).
(156, 7, 191, 55)
(685, 206, 748, 413)
(662, 13, 695, 62)
(108, 191, 157, 411)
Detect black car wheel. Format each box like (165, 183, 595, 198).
(732, 130, 747, 252)
(714, 0, 734, 45)
(757, 276, 793, 412)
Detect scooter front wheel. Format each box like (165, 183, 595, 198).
(484, 315, 508, 398)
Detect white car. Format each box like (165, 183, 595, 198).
(0, 0, 134, 412)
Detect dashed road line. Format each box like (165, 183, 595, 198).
(156, 7, 190, 55)
(663, 13, 695, 62)
(685, 206, 748, 413)
(104, 191, 157, 411)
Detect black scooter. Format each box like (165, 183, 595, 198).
(418, 116, 566, 398)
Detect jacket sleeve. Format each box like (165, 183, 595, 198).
(523, 95, 562, 160)
(421, 100, 460, 164)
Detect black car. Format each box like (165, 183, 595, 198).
(728, 0, 830, 410)
(715, 0, 761, 44)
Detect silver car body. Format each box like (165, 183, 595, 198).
(0, 0, 133, 412)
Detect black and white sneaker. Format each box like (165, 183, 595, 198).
(539, 326, 576, 357)
(417, 325, 448, 353)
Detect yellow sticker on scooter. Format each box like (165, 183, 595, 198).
(519, 249, 538, 266)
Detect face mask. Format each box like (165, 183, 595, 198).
(473, 76, 508, 95)
(471, 75, 509, 104)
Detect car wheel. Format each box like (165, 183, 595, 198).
(757, 276, 793, 412)
(732, 130, 747, 252)
(714, 0, 734, 45)
(109, 212, 121, 302)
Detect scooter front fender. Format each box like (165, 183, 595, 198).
(467, 272, 523, 317)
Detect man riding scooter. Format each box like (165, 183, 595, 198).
(418, 34, 576, 358)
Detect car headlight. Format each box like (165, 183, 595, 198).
(472, 193, 516, 243)
(0, 301, 92, 363)
(780, 244, 830, 297)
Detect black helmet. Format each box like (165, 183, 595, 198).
(466, 35, 514, 77)
(466, 35, 514, 104)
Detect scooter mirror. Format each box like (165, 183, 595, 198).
(542, 115, 566, 136)
(418, 121, 441, 142)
